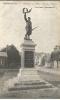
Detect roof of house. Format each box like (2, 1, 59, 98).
(0, 52, 7, 57)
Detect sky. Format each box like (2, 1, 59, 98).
(0, 1, 60, 53)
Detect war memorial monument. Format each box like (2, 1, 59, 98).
(21, 8, 36, 68)
(2, 8, 57, 98)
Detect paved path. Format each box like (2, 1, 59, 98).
(36, 66, 60, 87)
(36, 66, 60, 75)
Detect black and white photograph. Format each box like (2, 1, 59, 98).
(0, 1, 60, 99)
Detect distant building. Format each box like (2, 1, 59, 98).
(0, 52, 8, 67)
(35, 52, 45, 66)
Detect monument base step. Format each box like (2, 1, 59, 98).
(7, 79, 57, 99)
(2, 68, 58, 98)
(8, 68, 57, 92)
(8, 81, 55, 91)
(17, 68, 44, 81)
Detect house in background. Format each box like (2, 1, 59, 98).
(0, 52, 8, 67)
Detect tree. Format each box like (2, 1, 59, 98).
(1, 45, 21, 69)
(50, 46, 60, 68)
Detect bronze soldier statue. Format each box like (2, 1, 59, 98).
(23, 8, 32, 39)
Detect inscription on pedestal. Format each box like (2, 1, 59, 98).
(24, 51, 34, 67)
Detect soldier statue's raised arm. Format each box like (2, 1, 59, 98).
(23, 8, 32, 39)
(24, 12, 28, 22)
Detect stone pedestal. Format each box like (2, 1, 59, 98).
(21, 39, 36, 68)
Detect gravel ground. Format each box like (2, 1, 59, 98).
(0, 69, 18, 96)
